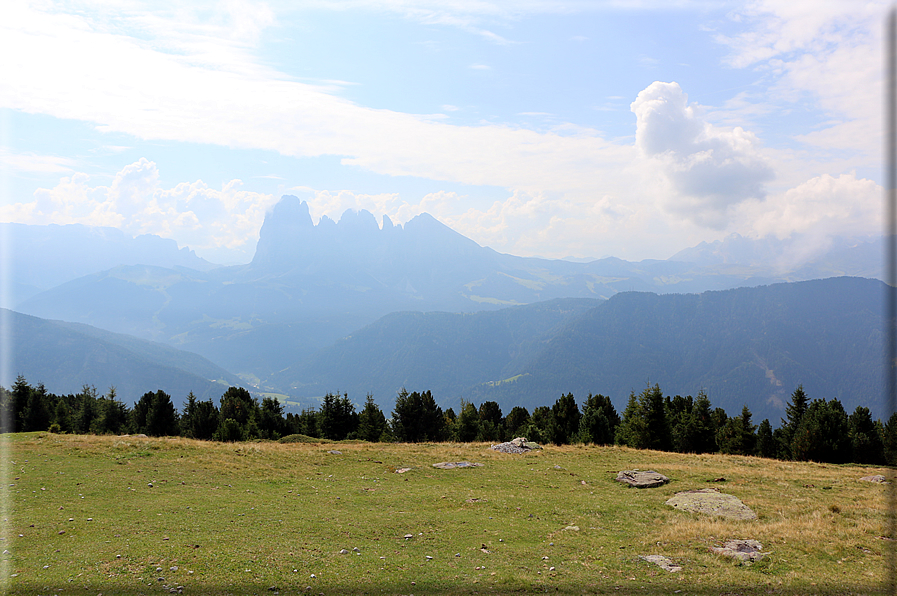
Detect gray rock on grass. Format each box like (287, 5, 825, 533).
(490, 437, 542, 454)
(615, 470, 669, 488)
(710, 539, 766, 562)
(860, 475, 888, 483)
(432, 461, 483, 469)
(639, 555, 681, 572)
(665, 488, 757, 520)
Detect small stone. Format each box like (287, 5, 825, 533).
(455, 553, 461, 557)
(542, 556, 549, 560)
(157, 567, 163, 572)
(148, 483, 153, 488)
(339, 549, 349, 555)
(310, 573, 316, 578)
(640, 554, 682, 572)
(43, 565, 49, 569)
(57, 530, 64, 535)
(353, 547, 360, 552)
(549, 566, 556, 571)
(87, 518, 92, 521)
(426, 556, 433, 560)
(710, 539, 766, 562)
(68, 518, 74, 522)
(116, 554, 121, 559)
(170, 566, 178, 571)
(404, 534, 413, 540)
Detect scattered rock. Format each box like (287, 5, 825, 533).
(615, 470, 669, 488)
(432, 461, 483, 470)
(562, 525, 579, 531)
(339, 549, 349, 555)
(328, 450, 342, 455)
(709, 477, 726, 482)
(860, 475, 888, 483)
(394, 467, 413, 474)
(465, 498, 485, 503)
(404, 534, 414, 540)
(639, 555, 681, 572)
(710, 539, 766, 562)
(665, 488, 757, 520)
(490, 437, 542, 454)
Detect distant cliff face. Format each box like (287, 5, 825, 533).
(250, 195, 494, 289)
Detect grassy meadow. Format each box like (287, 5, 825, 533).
(2, 432, 893, 595)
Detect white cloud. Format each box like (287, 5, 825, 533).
(0, 159, 277, 263)
(631, 81, 774, 228)
(0, 149, 75, 173)
(714, 0, 887, 159)
(0, 2, 632, 199)
(742, 172, 879, 240)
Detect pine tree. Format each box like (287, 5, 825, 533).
(780, 385, 809, 459)
(792, 398, 851, 463)
(756, 419, 775, 458)
(848, 406, 885, 464)
(615, 385, 669, 450)
(550, 393, 581, 445)
(580, 394, 618, 445)
(455, 400, 480, 442)
(357, 395, 387, 442)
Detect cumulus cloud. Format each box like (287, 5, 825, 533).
(0, 159, 277, 263)
(713, 0, 885, 159)
(743, 172, 879, 239)
(631, 81, 774, 228)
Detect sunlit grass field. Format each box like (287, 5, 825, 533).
(3, 432, 892, 595)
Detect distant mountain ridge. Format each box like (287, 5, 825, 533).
(282, 277, 884, 424)
(10, 196, 886, 396)
(2, 222, 217, 308)
(2, 309, 241, 407)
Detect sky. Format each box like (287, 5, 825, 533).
(0, 0, 888, 264)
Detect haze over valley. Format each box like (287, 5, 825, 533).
(3, 197, 885, 424)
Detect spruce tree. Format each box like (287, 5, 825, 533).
(780, 385, 809, 459)
(357, 395, 387, 442)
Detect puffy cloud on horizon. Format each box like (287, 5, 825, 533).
(0, 158, 277, 264)
(631, 81, 775, 228)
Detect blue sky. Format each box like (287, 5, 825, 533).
(0, 0, 886, 264)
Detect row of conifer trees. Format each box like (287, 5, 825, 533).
(1, 376, 893, 465)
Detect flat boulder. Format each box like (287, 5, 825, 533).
(639, 555, 681, 572)
(710, 539, 766, 562)
(432, 461, 483, 470)
(615, 470, 669, 488)
(665, 488, 757, 520)
(860, 475, 888, 483)
(491, 437, 542, 454)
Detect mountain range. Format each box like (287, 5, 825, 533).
(2, 308, 239, 405)
(3, 195, 887, 421)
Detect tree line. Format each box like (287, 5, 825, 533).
(2, 376, 894, 465)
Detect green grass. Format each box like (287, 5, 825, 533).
(2, 433, 892, 595)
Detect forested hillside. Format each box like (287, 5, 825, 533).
(285, 277, 884, 423)
(1, 309, 240, 406)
